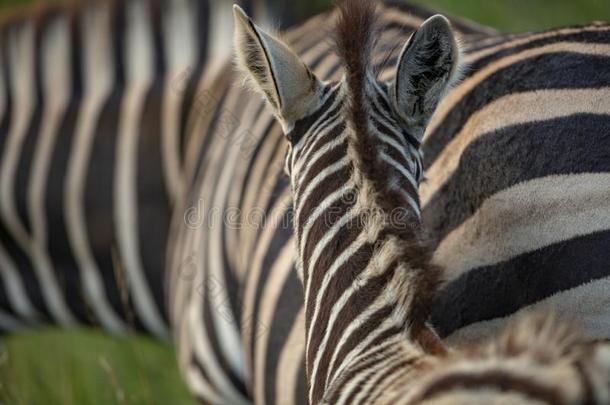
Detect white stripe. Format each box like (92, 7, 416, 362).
(160, 0, 197, 201)
(115, 0, 168, 338)
(0, 22, 76, 326)
(434, 173, 610, 285)
(66, 3, 126, 333)
(208, 0, 234, 59)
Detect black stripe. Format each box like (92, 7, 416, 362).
(0, 32, 13, 153)
(0, 270, 10, 325)
(136, 84, 171, 324)
(471, 29, 610, 72)
(46, 100, 91, 323)
(432, 230, 610, 337)
(85, 90, 144, 330)
(423, 52, 610, 167)
(148, 0, 165, 78)
(295, 355, 308, 405)
(462, 34, 517, 53)
(423, 113, 610, 243)
(110, 1, 126, 88)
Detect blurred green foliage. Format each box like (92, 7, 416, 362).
(0, 329, 196, 405)
(269, 0, 610, 31)
(410, 0, 610, 32)
(0, 0, 609, 404)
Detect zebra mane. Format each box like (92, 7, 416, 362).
(335, 0, 441, 332)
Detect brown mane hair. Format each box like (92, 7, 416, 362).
(335, 0, 442, 333)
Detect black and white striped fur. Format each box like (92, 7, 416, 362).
(217, 0, 610, 403)
(1, 0, 609, 403)
(0, 0, 271, 337)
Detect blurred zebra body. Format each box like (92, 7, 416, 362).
(168, 3, 610, 404)
(0, 0, 276, 337)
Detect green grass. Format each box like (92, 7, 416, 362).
(0, 328, 196, 405)
(0, 1, 609, 404)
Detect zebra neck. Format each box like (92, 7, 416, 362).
(301, 227, 439, 403)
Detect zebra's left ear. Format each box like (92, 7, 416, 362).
(392, 15, 460, 129)
(233, 5, 322, 128)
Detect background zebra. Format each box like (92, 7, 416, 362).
(0, 0, 276, 337)
(0, 0, 609, 403)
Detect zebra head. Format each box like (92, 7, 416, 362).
(232, 0, 460, 265)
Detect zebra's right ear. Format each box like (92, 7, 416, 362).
(233, 5, 322, 129)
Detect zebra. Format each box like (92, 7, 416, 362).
(166, 0, 610, 403)
(0, 0, 279, 336)
(1, 0, 609, 403)
(209, 0, 610, 402)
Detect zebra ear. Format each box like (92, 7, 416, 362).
(233, 5, 321, 127)
(392, 15, 460, 129)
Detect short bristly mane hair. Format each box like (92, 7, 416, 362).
(335, 0, 442, 333)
